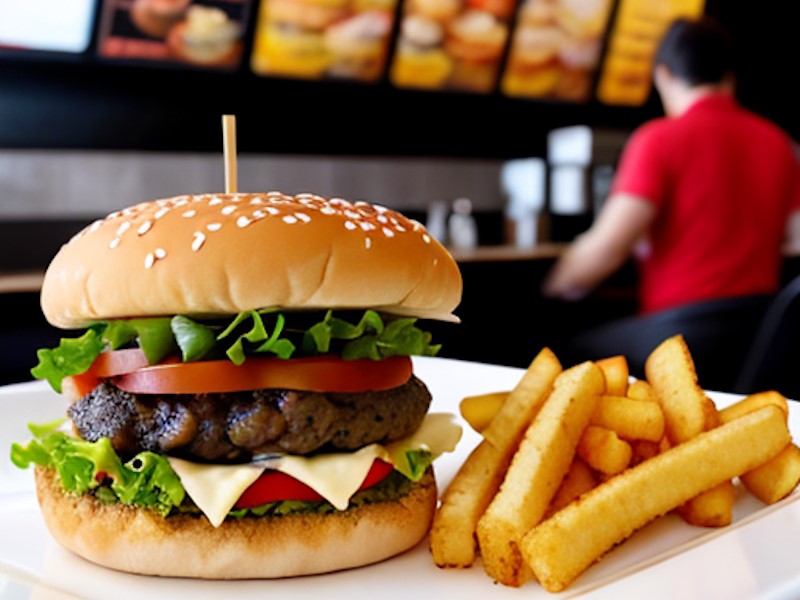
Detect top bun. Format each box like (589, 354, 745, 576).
(41, 192, 462, 328)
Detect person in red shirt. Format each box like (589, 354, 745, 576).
(543, 17, 800, 314)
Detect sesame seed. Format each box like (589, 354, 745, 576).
(144, 253, 155, 269)
(374, 204, 388, 213)
(209, 197, 223, 206)
(423, 234, 431, 244)
(182, 210, 197, 218)
(117, 222, 131, 235)
(377, 215, 388, 224)
(222, 205, 236, 215)
(88, 220, 102, 233)
(359, 221, 375, 231)
(154, 208, 170, 219)
(382, 227, 395, 238)
(295, 212, 311, 223)
(207, 223, 222, 232)
(283, 216, 298, 225)
(320, 206, 337, 215)
(138, 221, 152, 235)
(345, 221, 357, 231)
(109, 238, 120, 249)
(237, 216, 252, 228)
(365, 237, 372, 249)
(192, 232, 205, 251)
(253, 210, 266, 219)
(433, 258, 439, 266)
(154, 248, 166, 259)
(107, 211, 120, 219)
(250, 197, 264, 205)
(395, 225, 407, 233)
(344, 210, 360, 220)
(266, 207, 280, 215)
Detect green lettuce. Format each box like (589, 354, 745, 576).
(11, 421, 184, 517)
(10, 421, 436, 519)
(31, 309, 440, 393)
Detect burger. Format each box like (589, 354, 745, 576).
(11, 191, 463, 578)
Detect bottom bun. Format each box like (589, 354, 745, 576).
(34, 466, 437, 578)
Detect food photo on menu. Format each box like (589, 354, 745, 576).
(250, 0, 398, 81)
(500, 0, 614, 102)
(389, 0, 515, 92)
(97, 0, 253, 68)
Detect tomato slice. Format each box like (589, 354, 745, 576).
(234, 459, 394, 509)
(89, 348, 152, 378)
(113, 355, 413, 394)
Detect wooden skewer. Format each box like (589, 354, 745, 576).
(222, 114, 238, 194)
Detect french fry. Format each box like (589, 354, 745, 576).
(476, 361, 604, 587)
(545, 458, 597, 518)
(430, 441, 509, 568)
(645, 335, 710, 444)
(596, 355, 629, 396)
(577, 425, 633, 475)
(590, 395, 665, 442)
(630, 439, 662, 466)
(719, 390, 789, 424)
(521, 406, 791, 593)
(677, 481, 735, 527)
(627, 379, 659, 404)
(645, 334, 733, 527)
(459, 391, 509, 433)
(482, 348, 562, 452)
(740, 443, 800, 504)
(430, 349, 561, 568)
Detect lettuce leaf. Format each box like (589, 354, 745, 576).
(11, 421, 184, 517)
(10, 422, 436, 519)
(31, 309, 439, 392)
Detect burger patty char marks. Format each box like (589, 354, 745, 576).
(68, 376, 432, 462)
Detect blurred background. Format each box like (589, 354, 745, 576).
(1, 0, 798, 385)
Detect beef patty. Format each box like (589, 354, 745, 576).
(68, 376, 432, 462)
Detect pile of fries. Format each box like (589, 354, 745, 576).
(430, 335, 800, 593)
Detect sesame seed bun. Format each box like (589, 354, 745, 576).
(34, 466, 437, 578)
(41, 192, 462, 328)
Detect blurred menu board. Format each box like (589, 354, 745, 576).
(250, 0, 397, 82)
(500, 0, 614, 102)
(97, 0, 252, 69)
(388, 0, 515, 93)
(596, 0, 705, 106)
(0, 0, 96, 53)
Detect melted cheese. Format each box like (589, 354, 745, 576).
(166, 413, 461, 527)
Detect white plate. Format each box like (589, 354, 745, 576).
(2, 356, 800, 600)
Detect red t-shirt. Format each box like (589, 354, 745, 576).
(611, 93, 800, 314)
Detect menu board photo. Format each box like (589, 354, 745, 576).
(389, 0, 515, 93)
(500, 0, 614, 102)
(596, 0, 705, 106)
(97, 0, 252, 69)
(250, 0, 398, 82)
(0, 0, 97, 54)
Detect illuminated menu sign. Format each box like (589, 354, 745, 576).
(250, 0, 398, 82)
(596, 0, 706, 106)
(0, 0, 96, 53)
(500, 0, 614, 102)
(389, 0, 515, 93)
(97, 0, 252, 69)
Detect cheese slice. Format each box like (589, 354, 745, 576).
(166, 413, 462, 527)
(167, 460, 264, 527)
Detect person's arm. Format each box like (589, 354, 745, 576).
(542, 193, 657, 300)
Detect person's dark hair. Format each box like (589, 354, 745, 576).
(654, 17, 734, 86)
